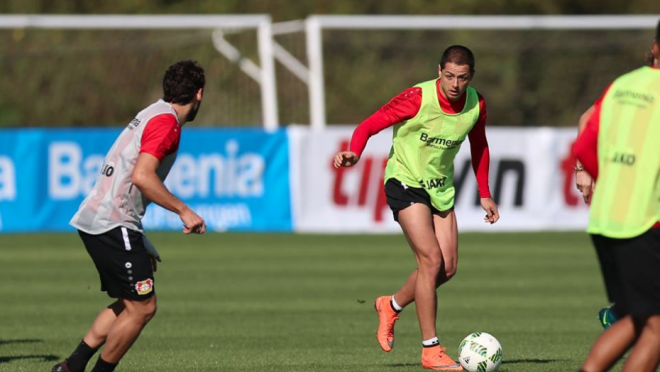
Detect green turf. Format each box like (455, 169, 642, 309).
(0, 232, 620, 372)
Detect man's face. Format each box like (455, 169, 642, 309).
(438, 62, 473, 102)
(653, 40, 659, 67)
(185, 89, 204, 122)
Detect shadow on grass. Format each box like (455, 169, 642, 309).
(0, 339, 43, 346)
(388, 363, 420, 367)
(503, 358, 566, 364)
(0, 354, 59, 364)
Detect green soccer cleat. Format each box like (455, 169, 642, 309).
(598, 306, 618, 330)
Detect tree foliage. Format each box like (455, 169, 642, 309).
(0, 0, 658, 127)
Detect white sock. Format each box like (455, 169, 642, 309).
(390, 296, 403, 312)
(422, 337, 439, 347)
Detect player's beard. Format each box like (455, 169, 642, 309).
(186, 100, 202, 122)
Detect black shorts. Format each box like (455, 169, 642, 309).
(385, 178, 451, 222)
(79, 227, 155, 301)
(592, 228, 660, 317)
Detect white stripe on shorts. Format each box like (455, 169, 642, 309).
(121, 227, 132, 251)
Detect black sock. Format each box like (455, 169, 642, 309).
(66, 340, 98, 372)
(91, 356, 118, 372)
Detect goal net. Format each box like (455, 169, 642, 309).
(0, 15, 277, 128)
(273, 15, 659, 128)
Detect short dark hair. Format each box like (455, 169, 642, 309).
(440, 45, 475, 74)
(162, 60, 205, 104)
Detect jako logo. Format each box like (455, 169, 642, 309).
(0, 155, 17, 201)
(49, 140, 265, 200)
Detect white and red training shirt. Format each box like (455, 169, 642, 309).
(70, 99, 181, 235)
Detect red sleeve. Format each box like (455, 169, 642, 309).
(140, 114, 181, 161)
(349, 87, 422, 157)
(572, 84, 612, 179)
(467, 94, 491, 198)
(572, 103, 600, 179)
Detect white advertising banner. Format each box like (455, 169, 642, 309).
(289, 126, 590, 233)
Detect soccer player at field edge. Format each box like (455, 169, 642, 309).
(572, 20, 660, 372)
(574, 35, 660, 331)
(334, 45, 499, 371)
(51, 60, 207, 372)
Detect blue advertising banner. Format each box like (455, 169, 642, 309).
(0, 128, 292, 233)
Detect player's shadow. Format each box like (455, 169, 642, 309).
(502, 358, 566, 364)
(0, 339, 43, 346)
(389, 363, 420, 367)
(0, 339, 58, 365)
(0, 355, 59, 364)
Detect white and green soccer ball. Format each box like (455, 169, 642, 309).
(458, 332, 503, 372)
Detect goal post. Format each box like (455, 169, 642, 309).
(0, 15, 278, 130)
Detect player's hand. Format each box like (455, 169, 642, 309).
(480, 198, 500, 224)
(143, 236, 162, 270)
(333, 151, 359, 168)
(150, 256, 158, 272)
(180, 207, 206, 235)
(576, 170, 594, 204)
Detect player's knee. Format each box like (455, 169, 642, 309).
(126, 297, 157, 323)
(644, 315, 660, 334)
(418, 254, 443, 276)
(141, 299, 158, 321)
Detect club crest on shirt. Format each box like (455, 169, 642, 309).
(135, 279, 154, 295)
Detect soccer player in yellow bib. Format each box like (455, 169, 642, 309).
(573, 20, 660, 372)
(334, 45, 499, 371)
(575, 32, 660, 331)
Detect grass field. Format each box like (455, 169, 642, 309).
(0, 232, 620, 372)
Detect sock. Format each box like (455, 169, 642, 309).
(66, 340, 98, 372)
(422, 337, 440, 347)
(390, 296, 403, 312)
(91, 356, 118, 372)
(610, 303, 621, 318)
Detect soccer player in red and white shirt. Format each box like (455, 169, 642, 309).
(52, 60, 207, 372)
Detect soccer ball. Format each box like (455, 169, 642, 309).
(458, 332, 503, 372)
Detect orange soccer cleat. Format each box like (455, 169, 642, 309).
(421, 345, 463, 371)
(374, 296, 399, 352)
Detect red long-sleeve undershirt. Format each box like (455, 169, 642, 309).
(349, 79, 491, 198)
(572, 94, 604, 179)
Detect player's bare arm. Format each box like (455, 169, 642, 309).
(576, 105, 595, 204)
(132, 152, 206, 234)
